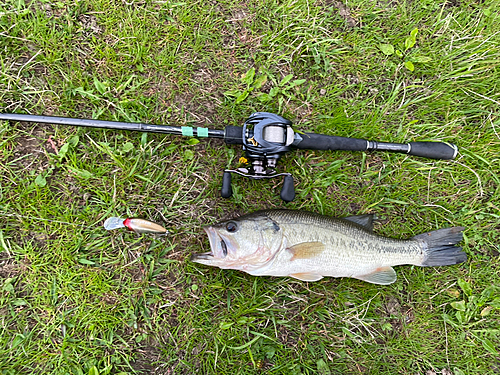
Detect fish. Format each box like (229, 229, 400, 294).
(191, 209, 467, 285)
(104, 217, 167, 234)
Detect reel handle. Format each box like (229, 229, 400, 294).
(221, 171, 232, 198)
(221, 171, 295, 202)
(280, 175, 295, 202)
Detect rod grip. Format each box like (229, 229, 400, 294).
(294, 133, 368, 151)
(407, 142, 458, 160)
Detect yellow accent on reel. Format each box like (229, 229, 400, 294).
(248, 137, 258, 146)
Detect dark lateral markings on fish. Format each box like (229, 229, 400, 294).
(191, 210, 467, 285)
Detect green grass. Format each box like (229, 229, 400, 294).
(1, 0, 499, 374)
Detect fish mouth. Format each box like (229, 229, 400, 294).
(191, 226, 226, 262)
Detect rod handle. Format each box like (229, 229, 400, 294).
(294, 133, 367, 151)
(295, 133, 458, 160)
(407, 142, 458, 160)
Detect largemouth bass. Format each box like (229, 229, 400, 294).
(191, 210, 466, 284)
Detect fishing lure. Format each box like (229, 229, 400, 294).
(104, 217, 167, 234)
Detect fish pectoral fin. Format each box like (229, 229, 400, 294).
(287, 242, 325, 261)
(355, 266, 397, 285)
(289, 272, 323, 282)
(343, 214, 375, 231)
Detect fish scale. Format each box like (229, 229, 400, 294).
(269, 210, 422, 256)
(192, 209, 467, 285)
(253, 211, 424, 279)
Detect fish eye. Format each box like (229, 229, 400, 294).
(226, 222, 238, 232)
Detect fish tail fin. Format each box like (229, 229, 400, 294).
(413, 227, 467, 267)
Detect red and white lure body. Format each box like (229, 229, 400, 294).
(104, 217, 167, 234)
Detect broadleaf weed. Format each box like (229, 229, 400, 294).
(378, 28, 432, 72)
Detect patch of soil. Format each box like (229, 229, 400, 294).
(322, 1, 358, 28)
(384, 295, 402, 318)
(31, 0, 66, 18)
(0, 251, 9, 262)
(25, 231, 51, 250)
(78, 14, 103, 36)
(130, 343, 165, 373)
(143, 76, 175, 102)
(8, 126, 55, 173)
(444, 0, 460, 7)
(13, 134, 43, 166)
(0, 263, 20, 279)
(334, 1, 358, 28)
(223, 6, 259, 49)
(489, 247, 499, 258)
(122, 256, 148, 283)
(0, 251, 30, 279)
(100, 292, 119, 306)
(379, 295, 415, 335)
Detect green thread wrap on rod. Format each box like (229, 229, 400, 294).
(181, 126, 193, 136)
(197, 127, 209, 137)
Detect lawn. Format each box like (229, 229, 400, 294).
(0, 0, 499, 374)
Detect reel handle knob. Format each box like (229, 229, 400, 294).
(280, 175, 295, 202)
(221, 171, 233, 198)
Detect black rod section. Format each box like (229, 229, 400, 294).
(0, 113, 226, 139)
(295, 133, 458, 160)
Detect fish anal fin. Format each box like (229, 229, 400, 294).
(343, 214, 375, 231)
(289, 272, 323, 282)
(287, 242, 325, 261)
(355, 266, 397, 285)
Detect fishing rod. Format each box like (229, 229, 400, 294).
(0, 112, 458, 202)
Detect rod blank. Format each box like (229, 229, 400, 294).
(0, 113, 225, 138)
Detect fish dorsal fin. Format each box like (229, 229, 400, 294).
(287, 242, 325, 261)
(289, 272, 323, 282)
(355, 266, 397, 285)
(343, 214, 375, 231)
